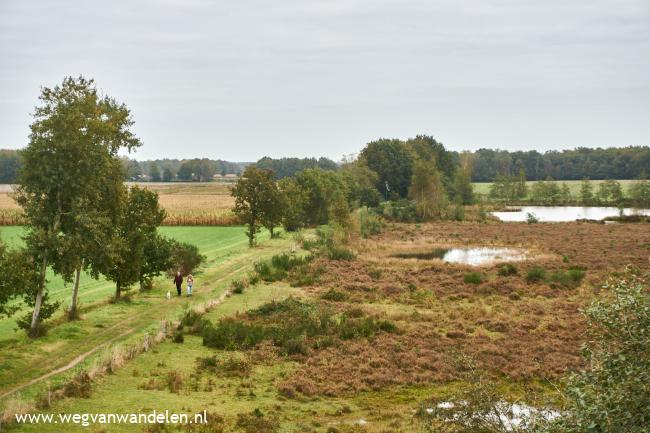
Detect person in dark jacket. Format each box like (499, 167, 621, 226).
(173, 271, 183, 296)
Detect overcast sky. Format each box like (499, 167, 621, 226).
(1, 0, 648, 161)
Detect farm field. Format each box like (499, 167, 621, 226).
(0, 226, 294, 403)
(0, 183, 236, 226)
(5, 220, 649, 432)
(473, 179, 637, 197)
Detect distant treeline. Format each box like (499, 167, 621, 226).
(255, 156, 338, 179)
(121, 158, 250, 182)
(1, 145, 648, 183)
(470, 146, 650, 182)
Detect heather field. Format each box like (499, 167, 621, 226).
(3, 219, 648, 432)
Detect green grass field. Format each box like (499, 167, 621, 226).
(472, 179, 637, 196)
(0, 226, 296, 404)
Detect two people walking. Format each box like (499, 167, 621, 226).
(173, 271, 194, 297)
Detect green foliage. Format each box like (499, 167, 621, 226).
(320, 288, 348, 302)
(0, 149, 20, 183)
(377, 199, 419, 222)
(358, 208, 383, 238)
(105, 186, 167, 300)
(231, 279, 247, 294)
(489, 171, 528, 202)
(497, 263, 518, 276)
(463, 272, 484, 284)
(471, 146, 650, 182)
(595, 179, 624, 206)
(539, 274, 650, 432)
(408, 160, 448, 220)
(170, 241, 205, 276)
(172, 328, 184, 343)
(580, 178, 594, 205)
(255, 156, 338, 179)
(197, 353, 252, 377)
(526, 212, 539, 224)
(253, 252, 312, 283)
(176, 158, 215, 182)
(628, 175, 650, 208)
(231, 166, 284, 245)
(13, 76, 141, 334)
(202, 298, 396, 354)
(360, 138, 414, 198)
(548, 268, 586, 289)
(526, 266, 547, 283)
(530, 178, 562, 205)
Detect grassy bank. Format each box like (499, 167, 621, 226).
(0, 226, 294, 402)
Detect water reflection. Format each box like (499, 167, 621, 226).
(492, 206, 650, 222)
(392, 247, 527, 265)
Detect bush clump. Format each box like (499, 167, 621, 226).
(320, 288, 348, 302)
(197, 353, 252, 377)
(231, 278, 247, 294)
(201, 298, 395, 354)
(359, 208, 383, 238)
(526, 266, 547, 283)
(463, 272, 484, 284)
(497, 263, 518, 276)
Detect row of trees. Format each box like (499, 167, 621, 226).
(0, 77, 203, 337)
(232, 137, 475, 245)
(471, 146, 650, 182)
(489, 174, 650, 207)
(255, 156, 338, 179)
(122, 158, 247, 182)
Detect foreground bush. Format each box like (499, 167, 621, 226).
(201, 298, 396, 354)
(538, 272, 650, 432)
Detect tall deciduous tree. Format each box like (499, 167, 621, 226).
(408, 160, 447, 220)
(104, 186, 166, 300)
(231, 166, 283, 246)
(14, 76, 140, 334)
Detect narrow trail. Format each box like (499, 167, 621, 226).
(0, 328, 134, 400)
(0, 241, 285, 401)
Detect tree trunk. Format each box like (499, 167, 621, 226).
(30, 254, 48, 337)
(68, 264, 82, 319)
(115, 284, 121, 300)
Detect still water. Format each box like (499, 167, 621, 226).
(392, 247, 528, 265)
(492, 206, 650, 222)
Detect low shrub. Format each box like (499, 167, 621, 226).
(62, 370, 92, 398)
(231, 279, 247, 294)
(368, 269, 383, 280)
(254, 253, 312, 282)
(326, 245, 355, 261)
(172, 329, 184, 343)
(550, 266, 586, 288)
(359, 208, 383, 238)
(497, 263, 518, 276)
(236, 409, 279, 433)
(180, 309, 209, 334)
(526, 266, 547, 283)
(166, 370, 183, 393)
(526, 212, 539, 224)
(202, 298, 395, 354)
(320, 288, 348, 302)
(464, 272, 484, 284)
(197, 353, 252, 377)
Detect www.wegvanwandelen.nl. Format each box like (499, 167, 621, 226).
(15, 410, 208, 427)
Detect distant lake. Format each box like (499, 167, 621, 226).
(492, 206, 650, 222)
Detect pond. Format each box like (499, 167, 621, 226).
(392, 247, 528, 266)
(491, 206, 650, 222)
